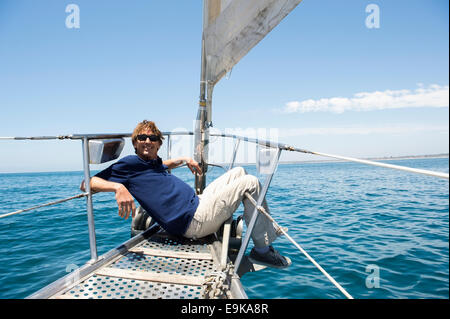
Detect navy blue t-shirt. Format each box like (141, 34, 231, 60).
(94, 155, 198, 236)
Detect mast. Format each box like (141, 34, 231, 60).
(194, 0, 303, 193)
(194, 0, 219, 194)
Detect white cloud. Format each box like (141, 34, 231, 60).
(283, 84, 449, 113)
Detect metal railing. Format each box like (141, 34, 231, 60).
(210, 132, 449, 180)
(0, 131, 192, 263)
(1, 130, 448, 299)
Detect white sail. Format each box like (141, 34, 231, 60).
(203, 0, 303, 86)
(195, 0, 302, 193)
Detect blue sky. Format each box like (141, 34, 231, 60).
(0, 0, 448, 173)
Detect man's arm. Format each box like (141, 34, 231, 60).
(80, 176, 136, 220)
(163, 157, 202, 175)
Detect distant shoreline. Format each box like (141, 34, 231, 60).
(277, 153, 450, 165)
(232, 153, 449, 166)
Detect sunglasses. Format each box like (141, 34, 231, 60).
(137, 134, 160, 142)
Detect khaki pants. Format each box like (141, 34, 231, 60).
(183, 167, 277, 248)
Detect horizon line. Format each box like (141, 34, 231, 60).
(1, 153, 448, 175)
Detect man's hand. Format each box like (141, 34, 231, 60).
(186, 158, 202, 175)
(114, 184, 136, 220)
(80, 177, 136, 220)
(163, 157, 202, 175)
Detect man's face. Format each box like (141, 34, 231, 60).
(135, 129, 160, 161)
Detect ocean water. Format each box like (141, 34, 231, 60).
(0, 158, 448, 299)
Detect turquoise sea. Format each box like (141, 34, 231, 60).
(0, 158, 448, 299)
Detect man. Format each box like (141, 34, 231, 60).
(82, 120, 290, 268)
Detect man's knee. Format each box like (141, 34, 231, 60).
(241, 174, 260, 191)
(231, 166, 246, 176)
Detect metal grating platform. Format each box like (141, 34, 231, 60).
(110, 252, 215, 276)
(54, 233, 217, 299)
(61, 275, 203, 299)
(140, 235, 211, 254)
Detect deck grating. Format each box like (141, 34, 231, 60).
(56, 233, 216, 299)
(60, 274, 203, 299)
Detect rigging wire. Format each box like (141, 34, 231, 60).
(1, 133, 448, 179)
(244, 192, 354, 299)
(0, 193, 88, 219)
(305, 150, 449, 180)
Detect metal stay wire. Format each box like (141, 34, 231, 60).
(1, 132, 448, 179)
(306, 150, 449, 180)
(1, 131, 443, 298)
(0, 193, 88, 219)
(243, 192, 354, 299)
(210, 132, 449, 180)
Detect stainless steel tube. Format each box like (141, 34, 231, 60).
(233, 148, 282, 273)
(81, 137, 98, 262)
(228, 139, 240, 171)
